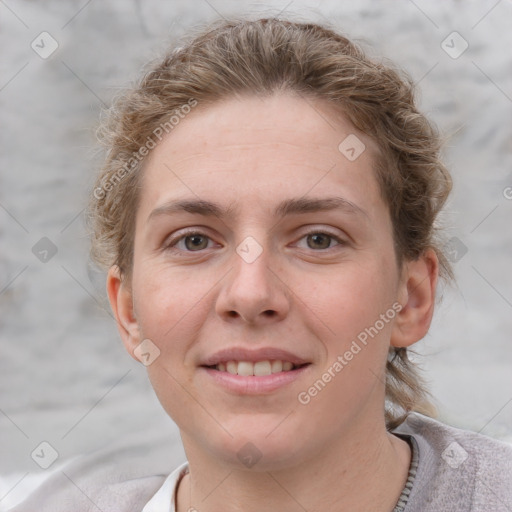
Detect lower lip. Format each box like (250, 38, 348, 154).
(199, 365, 311, 394)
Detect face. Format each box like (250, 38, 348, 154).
(113, 93, 418, 471)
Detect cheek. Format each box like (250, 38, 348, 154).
(295, 271, 397, 426)
(131, 264, 213, 407)
(133, 260, 211, 338)
(297, 252, 399, 393)
(299, 255, 398, 340)
(135, 268, 208, 423)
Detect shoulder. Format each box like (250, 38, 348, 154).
(7, 437, 180, 512)
(142, 462, 189, 511)
(393, 412, 512, 512)
(8, 464, 167, 512)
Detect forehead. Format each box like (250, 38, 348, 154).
(138, 93, 383, 220)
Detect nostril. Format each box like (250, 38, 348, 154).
(226, 311, 276, 319)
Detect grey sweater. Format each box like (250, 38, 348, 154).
(8, 413, 512, 511)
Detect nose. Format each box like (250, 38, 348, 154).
(215, 242, 290, 325)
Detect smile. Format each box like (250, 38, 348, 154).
(208, 360, 305, 376)
(199, 347, 311, 393)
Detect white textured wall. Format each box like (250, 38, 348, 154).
(1, 0, 511, 507)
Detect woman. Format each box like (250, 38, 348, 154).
(14, 16, 512, 512)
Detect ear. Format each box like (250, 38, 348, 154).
(106, 265, 141, 361)
(391, 248, 439, 348)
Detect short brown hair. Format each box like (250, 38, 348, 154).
(87, 16, 454, 430)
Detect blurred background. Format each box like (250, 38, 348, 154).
(1, 0, 511, 508)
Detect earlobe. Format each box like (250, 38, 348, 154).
(390, 249, 439, 348)
(106, 265, 141, 360)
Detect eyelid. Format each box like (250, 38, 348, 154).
(164, 227, 217, 252)
(164, 226, 347, 254)
(292, 227, 347, 250)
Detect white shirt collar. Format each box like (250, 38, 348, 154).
(142, 461, 189, 512)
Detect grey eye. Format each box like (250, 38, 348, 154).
(183, 234, 210, 251)
(306, 233, 333, 250)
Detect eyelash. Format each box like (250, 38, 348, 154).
(165, 228, 346, 254)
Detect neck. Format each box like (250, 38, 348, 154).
(176, 417, 411, 512)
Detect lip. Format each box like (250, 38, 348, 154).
(199, 364, 311, 394)
(200, 347, 309, 367)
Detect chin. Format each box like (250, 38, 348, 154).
(217, 441, 307, 473)
(190, 418, 314, 472)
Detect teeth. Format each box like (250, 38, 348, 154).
(271, 360, 283, 373)
(237, 361, 253, 377)
(254, 361, 272, 376)
(226, 361, 237, 375)
(216, 360, 296, 375)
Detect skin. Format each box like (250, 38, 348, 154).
(107, 92, 438, 512)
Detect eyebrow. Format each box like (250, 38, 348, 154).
(148, 196, 368, 223)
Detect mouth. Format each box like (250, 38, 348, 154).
(199, 347, 311, 393)
(203, 360, 310, 376)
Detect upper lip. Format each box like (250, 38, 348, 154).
(200, 347, 309, 367)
